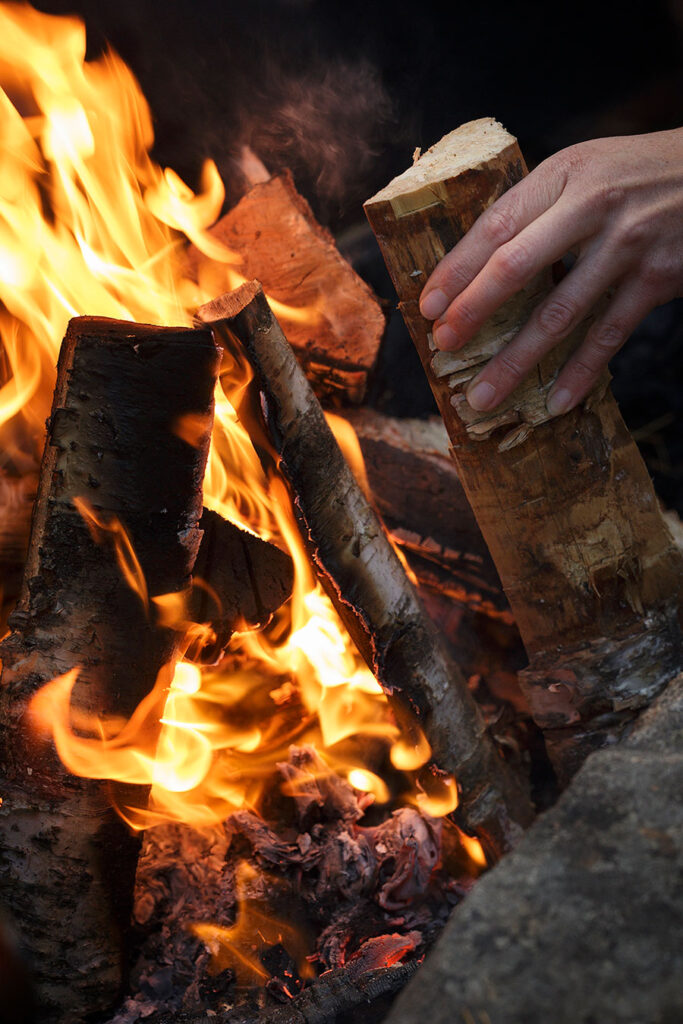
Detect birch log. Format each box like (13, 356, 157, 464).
(197, 282, 534, 861)
(0, 317, 220, 1022)
(364, 118, 683, 780)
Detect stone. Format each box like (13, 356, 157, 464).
(386, 673, 683, 1024)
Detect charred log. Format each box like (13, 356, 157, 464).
(197, 282, 534, 859)
(191, 508, 293, 660)
(364, 117, 683, 780)
(0, 317, 220, 1022)
(187, 172, 386, 404)
(0, 468, 37, 633)
(199, 962, 419, 1024)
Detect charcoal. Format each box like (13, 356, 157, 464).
(105, 749, 477, 1023)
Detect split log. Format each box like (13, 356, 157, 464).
(187, 171, 386, 404)
(364, 118, 683, 780)
(0, 317, 220, 1022)
(191, 508, 293, 660)
(197, 282, 534, 860)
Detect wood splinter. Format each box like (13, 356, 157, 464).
(365, 117, 683, 781)
(197, 282, 534, 862)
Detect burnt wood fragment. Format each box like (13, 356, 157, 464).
(167, 963, 420, 1024)
(191, 508, 293, 660)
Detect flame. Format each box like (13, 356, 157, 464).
(191, 861, 314, 988)
(459, 831, 487, 870)
(73, 496, 149, 610)
(4, 2, 467, 980)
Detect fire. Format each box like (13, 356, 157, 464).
(191, 862, 315, 989)
(0, 0, 476, 981)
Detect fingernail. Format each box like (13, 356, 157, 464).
(420, 288, 449, 320)
(467, 380, 497, 411)
(433, 322, 459, 349)
(546, 388, 573, 417)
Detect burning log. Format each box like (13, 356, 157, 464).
(191, 508, 293, 660)
(197, 282, 534, 859)
(180, 962, 420, 1024)
(0, 317, 220, 1021)
(0, 468, 38, 630)
(187, 171, 386, 404)
(364, 118, 683, 780)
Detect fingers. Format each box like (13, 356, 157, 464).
(545, 282, 653, 414)
(430, 198, 594, 350)
(419, 158, 568, 321)
(463, 246, 629, 412)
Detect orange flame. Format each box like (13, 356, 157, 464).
(191, 862, 315, 988)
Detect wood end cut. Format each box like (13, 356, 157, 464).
(65, 315, 200, 340)
(196, 281, 264, 325)
(364, 117, 515, 214)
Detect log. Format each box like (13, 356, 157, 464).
(173, 962, 420, 1024)
(187, 171, 386, 404)
(191, 508, 293, 660)
(0, 317, 220, 1022)
(334, 409, 527, 715)
(197, 282, 534, 860)
(364, 118, 683, 779)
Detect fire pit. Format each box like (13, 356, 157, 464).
(0, 5, 681, 1024)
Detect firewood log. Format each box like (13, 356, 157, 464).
(187, 171, 386, 404)
(0, 317, 220, 1022)
(364, 118, 683, 781)
(191, 508, 293, 659)
(171, 962, 420, 1024)
(197, 282, 534, 861)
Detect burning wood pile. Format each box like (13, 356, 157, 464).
(0, 6, 680, 1024)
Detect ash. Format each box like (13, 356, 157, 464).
(108, 746, 476, 1023)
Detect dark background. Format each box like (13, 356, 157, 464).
(34, 0, 683, 512)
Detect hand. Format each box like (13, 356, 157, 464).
(419, 129, 683, 415)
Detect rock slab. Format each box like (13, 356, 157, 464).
(386, 673, 683, 1024)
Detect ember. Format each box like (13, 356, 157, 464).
(109, 747, 473, 1022)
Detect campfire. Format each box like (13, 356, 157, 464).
(0, 5, 680, 1024)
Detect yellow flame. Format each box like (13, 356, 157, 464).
(347, 767, 390, 804)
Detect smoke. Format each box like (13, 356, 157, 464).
(245, 57, 395, 213)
